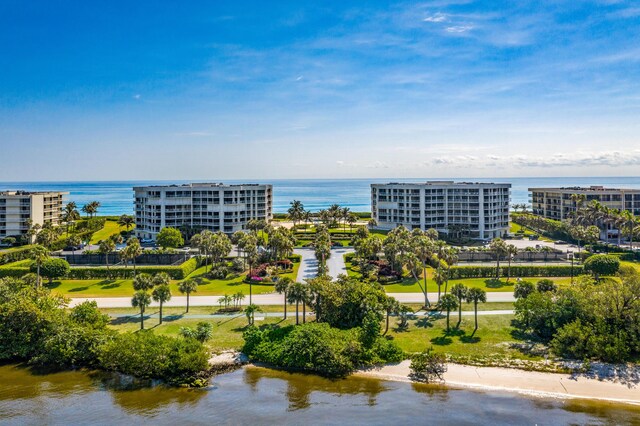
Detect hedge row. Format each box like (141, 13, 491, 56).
(0, 245, 38, 265)
(449, 265, 584, 279)
(0, 257, 199, 280)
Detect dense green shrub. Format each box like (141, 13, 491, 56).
(583, 254, 620, 279)
(65, 257, 198, 280)
(34, 258, 71, 284)
(98, 331, 209, 383)
(243, 322, 401, 377)
(0, 245, 39, 265)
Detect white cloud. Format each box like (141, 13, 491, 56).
(423, 13, 448, 23)
(445, 25, 473, 33)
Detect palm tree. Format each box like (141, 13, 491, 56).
(489, 238, 509, 280)
(244, 303, 262, 326)
(179, 279, 198, 313)
(133, 273, 154, 291)
(131, 290, 151, 330)
(287, 200, 305, 228)
(506, 244, 518, 281)
(433, 265, 447, 303)
(61, 202, 80, 236)
(286, 282, 307, 325)
(123, 237, 142, 275)
(152, 272, 171, 287)
(440, 247, 459, 294)
(465, 287, 487, 336)
(347, 213, 358, 232)
(275, 277, 292, 319)
(98, 238, 116, 277)
(384, 297, 400, 335)
(67, 234, 82, 264)
(440, 294, 458, 332)
(117, 214, 135, 234)
(450, 283, 468, 328)
(620, 210, 637, 250)
(89, 201, 101, 218)
(152, 284, 172, 324)
(31, 245, 49, 289)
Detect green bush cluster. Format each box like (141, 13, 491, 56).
(65, 257, 198, 280)
(242, 322, 402, 377)
(0, 278, 209, 385)
(0, 245, 38, 265)
(514, 267, 640, 362)
(449, 265, 583, 279)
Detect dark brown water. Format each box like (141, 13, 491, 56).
(1, 364, 639, 425)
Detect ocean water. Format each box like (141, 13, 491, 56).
(2, 177, 640, 215)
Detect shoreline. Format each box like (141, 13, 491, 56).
(353, 360, 640, 406)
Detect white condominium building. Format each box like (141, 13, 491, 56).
(0, 191, 67, 241)
(134, 183, 273, 240)
(371, 181, 511, 239)
(529, 186, 640, 221)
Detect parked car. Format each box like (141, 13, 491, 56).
(64, 244, 84, 251)
(555, 240, 567, 244)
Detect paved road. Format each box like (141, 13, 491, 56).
(107, 309, 514, 319)
(294, 247, 354, 281)
(327, 247, 354, 279)
(69, 291, 515, 308)
(294, 248, 319, 281)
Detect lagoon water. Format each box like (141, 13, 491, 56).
(1, 364, 639, 425)
(2, 177, 640, 216)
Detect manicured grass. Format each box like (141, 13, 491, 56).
(109, 315, 298, 352)
(47, 262, 299, 297)
(108, 312, 529, 362)
(0, 259, 32, 268)
(388, 314, 538, 362)
(90, 220, 135, 244)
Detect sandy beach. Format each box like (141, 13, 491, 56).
(355, 361, 640, 405)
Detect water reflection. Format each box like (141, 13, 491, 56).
(243, 367, 389, 410)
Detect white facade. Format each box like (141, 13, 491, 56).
(371, 181, 511, 239)
(0, 191, 66, 241)
(134, 183, 273, 240)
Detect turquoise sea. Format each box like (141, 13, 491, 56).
(2, 177, 640, 215)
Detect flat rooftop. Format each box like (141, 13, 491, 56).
(372, 181, 511, 186)
(0, 190, 68, 196)
(133, 183, 270, 189)
(529, 186, 640, 192)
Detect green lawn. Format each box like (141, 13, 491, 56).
(90, 220, 135, 244)
(48, 262, 299, 297)
(389, 314, 538, 362)
(107, 312, 532, 363)
(382, 276, 572, 293)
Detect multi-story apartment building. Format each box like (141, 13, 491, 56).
(529, 186, 640, 221)
(371, 181, 511, 239)
(529, 186, 640, 240)
(134, 183, 273, 240)
(0, 191, 67, 242)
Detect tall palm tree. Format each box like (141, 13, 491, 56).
(286, 282, 307, 325)
(287, 200, 305, 228)
(98, 239, 116, 278)
(61, 202, 80, 236)
(440, 294, 458, 332)
(123, 237, 142, 275)
(466, 288, 487, 336)
(131, 290, 151, 330)
(506, 244, 518, 281)
(275, 277, 292, 319)
(450, 283, 468, 328)
(620, 210, 637, 250)
(31, 245, 49, 289)
(489, 238, 509, 280)
(383, 297, 400, 335)
(133, 273, 154, 291)
(433, 265, 447, 303)
(117, 214, 135, 234)
(179, 279, 198, 313)
(152, 284, 172, 324)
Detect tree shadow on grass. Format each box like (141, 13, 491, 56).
(68, 286, 89, 292)
(430, 335, 453, 346)
(162, 314, 184, 322)
(47, 281, 62, 289)
(110, 315, 146, 325)
(415, 317, 434, 329)
(460, 335, 481, 344)
(100, 282, 121, 290)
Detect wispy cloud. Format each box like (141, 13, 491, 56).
(423, 13, 448, 23)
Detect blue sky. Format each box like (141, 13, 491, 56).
(1, 0, 639, 181)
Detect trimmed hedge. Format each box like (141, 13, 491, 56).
(0, 245, 38, 265)
(449, 265, 584, 279)
(287, 254, 301, 263)
(66, 257, 198, 280)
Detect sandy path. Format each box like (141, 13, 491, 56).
(355, 360, 640, 405)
